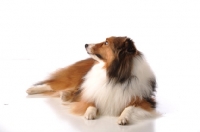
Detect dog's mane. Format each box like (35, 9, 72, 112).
(107, 38, 142, 84)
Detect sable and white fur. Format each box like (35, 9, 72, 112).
(26, 36, 157, 125)
(81, 56, 154, 115)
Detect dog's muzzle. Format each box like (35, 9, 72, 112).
(85, 44, 89, 48)
(85, 44, 95, 54)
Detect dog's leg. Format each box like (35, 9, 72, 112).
(118, 106, 134, 125)
(26, 78, 77, 95)
(84, 106, 97, 120)
(60, 89, 76, 102)
(26, 58, 95, 95)
(118, 106, 156, 125)
(26, 84, 53, 95)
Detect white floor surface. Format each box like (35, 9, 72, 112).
(0, 0, 200, 131)
(0, 60, 200, 132)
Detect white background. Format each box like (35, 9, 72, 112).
(0, 0, 200, 132)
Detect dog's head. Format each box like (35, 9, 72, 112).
(85, 36, 138, 63)
(85, 36, 141, 83)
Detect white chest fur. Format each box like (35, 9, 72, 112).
(81, 57, 155, 116)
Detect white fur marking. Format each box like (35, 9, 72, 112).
(86, 44, 95, 54)
(118, 106, 157, 125)
(118, 106, 133, 125)
(84, 106, 97, 120)
(26, 84, 52, 95)
(130, 107, 157, 123)
(131, 57, 155, 98)
(81, 56, 155, 116)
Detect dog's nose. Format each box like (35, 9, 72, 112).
(85, 44, 88, 48)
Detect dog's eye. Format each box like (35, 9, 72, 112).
(105, 41, 108, 45)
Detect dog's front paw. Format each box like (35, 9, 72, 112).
(118, 116, 129, 125)
(84, 112, 96, 120)
(84, 106, 97, 120)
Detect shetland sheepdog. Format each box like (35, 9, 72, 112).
(26, 36, 157, 125)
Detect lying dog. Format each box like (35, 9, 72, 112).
(26, 36, 157, 125)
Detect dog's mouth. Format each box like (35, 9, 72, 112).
(87, 52, 103, 60)
(87, 52, 93, 55)
(86, 49, 92, 55)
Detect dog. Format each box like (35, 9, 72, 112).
(26, 36, 157, 125)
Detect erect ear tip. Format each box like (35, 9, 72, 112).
(125, 37, 136, 53)
(125, 37, 134, 43)
(124, 38, 135, 48)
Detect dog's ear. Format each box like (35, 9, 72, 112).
(124, 38, 136, 54)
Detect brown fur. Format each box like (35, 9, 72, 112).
(37, 58, 95, 92)
(29, 36, 156, 118)
(70, 101, 95, 115)
(86, 37, 140, 83)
